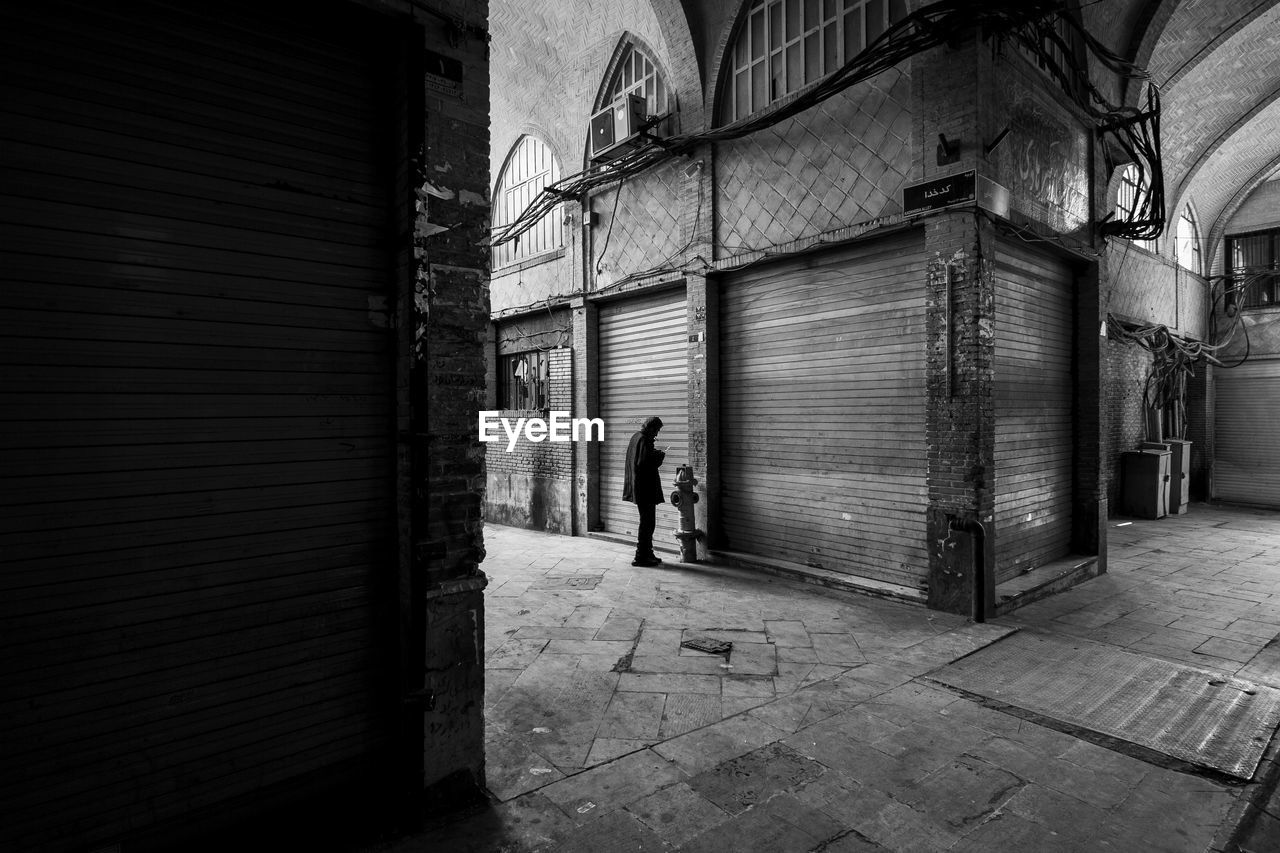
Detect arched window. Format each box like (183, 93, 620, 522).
(1175, 205, 1202, 274)
(601, 41, 669, 120)
(1117, 163, 1157, 253)
(725, 0, 908, 123)
(492, 136, 563, 269)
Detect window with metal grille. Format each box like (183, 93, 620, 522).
(492, 136, 563, 269)
(1227, 230, 1280, 310)
(725, 0, 908, 123)
(1117, 164, 1157, 253)
(603, 41, 669, 120)
(1016, 7, 1085, 98)
(501, 350, 550, 410)
(1175, 205, 1202, 275)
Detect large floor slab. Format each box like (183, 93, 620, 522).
(927, 628, 1280, 780)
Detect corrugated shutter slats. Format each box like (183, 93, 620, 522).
(993, 241, 1075, 580)
(597, 290, 689, 537)
(1214, 359, 1280, 507)
(720, 232, 928, 588)
(0, 1, 397, 847)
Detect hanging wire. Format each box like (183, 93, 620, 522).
(1205, 269, 1269, 368)
(1105, 316, 1214, 440)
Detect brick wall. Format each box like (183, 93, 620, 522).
(924, 211, 996, 616)
(1101, 338, 1153, 508)
(410, 0, 491, 805)
(485, 347, 576, 533)
(1102, 245, 1214, 510)
(1107, 242, 1209, 337)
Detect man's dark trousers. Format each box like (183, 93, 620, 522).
(637, 502, 656, 559)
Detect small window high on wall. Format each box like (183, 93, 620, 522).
(1227, 230, 1280, 309)
(493, 136, 563, 269)
(602, 41, 669, 121)
(1175, 205, 1202, 274)
(1015, 4, 1085, 97)
(725, 0, 908, 123)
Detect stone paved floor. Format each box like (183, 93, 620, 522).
(369, 503, 1280, 853)
(1002, 504, 1280, 687)
(481, 526, 1005, 802)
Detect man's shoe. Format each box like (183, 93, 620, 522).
(631, 555, 662, 567)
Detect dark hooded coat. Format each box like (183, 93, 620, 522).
(622, 417, 666, 505)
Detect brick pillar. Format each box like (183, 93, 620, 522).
(1074, 264, 1106, 564)
(408, 2, 490, 818)
(915, 34, 993, 615)
(572, 298, 599, 533)
(685, 272, 720, 556)
(924, 212, 996, 616)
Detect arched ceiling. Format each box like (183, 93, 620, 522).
(1142, 0, 1280, 258)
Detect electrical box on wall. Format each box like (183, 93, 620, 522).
(589, 94, 646, 161)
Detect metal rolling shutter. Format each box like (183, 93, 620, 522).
(1, 1, 399, 847)
(720, 232, 928, 588)
(1214, 359, 1280, 507)
(597, 289, 689, 538)
(993, 241, 1075, 581)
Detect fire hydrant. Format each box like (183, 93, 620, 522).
(670, 465, 703, 563)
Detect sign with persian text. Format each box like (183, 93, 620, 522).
(903, 171, 977, 216)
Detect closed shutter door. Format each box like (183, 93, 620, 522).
(598, 289, 688, 537)
(1215, 359, 1280, 507)
(720, 232, 927, 588)
(993, 241, 1075, 581)
(1, 1, 398, 847)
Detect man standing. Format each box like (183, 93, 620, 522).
(622, 415, 665, 567)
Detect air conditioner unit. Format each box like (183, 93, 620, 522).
(589, 94, 647, 161)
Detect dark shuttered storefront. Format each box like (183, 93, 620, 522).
(597, 289, 689, 538)
(992, 240, 1075, 581)
(719, 232, 928, 590)
(1, 1, 403, 847)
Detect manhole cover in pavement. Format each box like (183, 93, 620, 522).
(928, 630, 1280, 780)
(681, 635, 732, 656)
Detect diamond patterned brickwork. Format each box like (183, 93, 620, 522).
(594, 160, 686, 283)
(715, 71, 912, 254)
